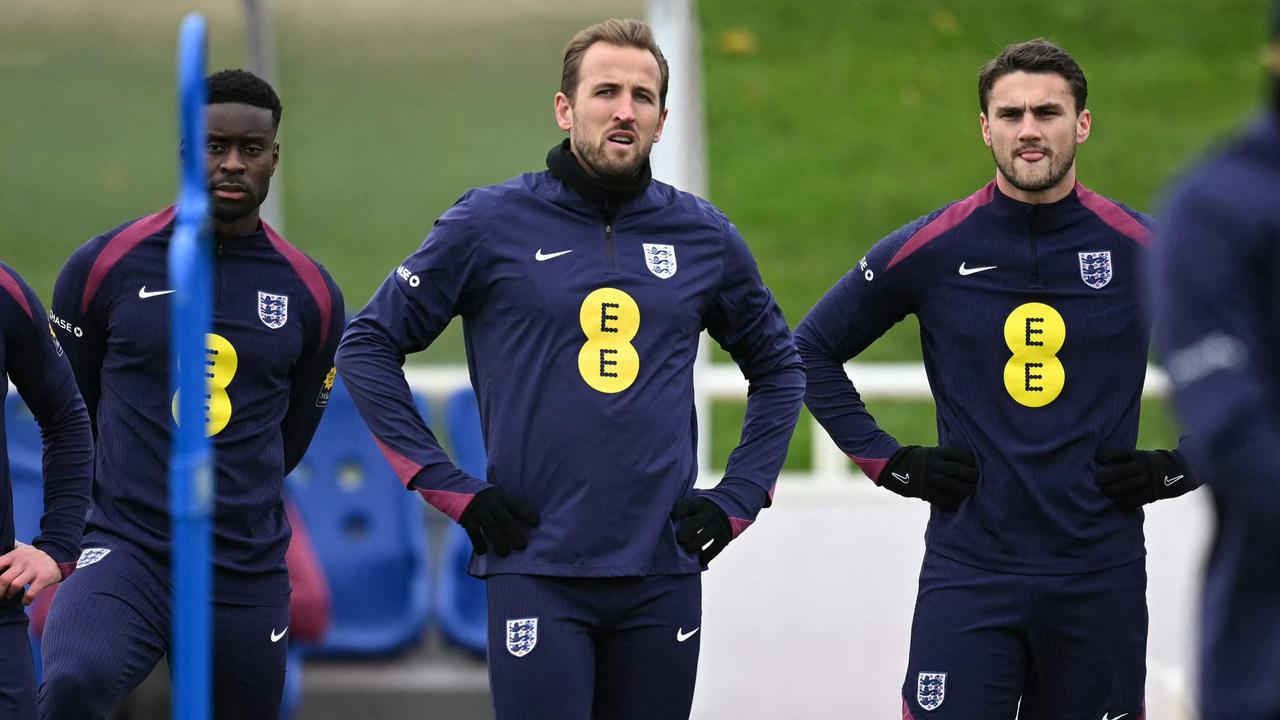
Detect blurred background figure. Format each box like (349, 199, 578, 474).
(1149, 3, 1280, 719)
(0, 264, 92, 720)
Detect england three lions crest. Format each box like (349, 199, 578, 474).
(258, 291, 289, 329)
(506, 617, 537, 657)
(643, 243, 677, 279)
(917, 672, 946, 711)
(1078, 251, 1112, 289)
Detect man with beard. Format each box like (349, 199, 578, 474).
(795, 39, 1197, 718)
(39, 69, 344, 719)
(1150, 4, 1280, 718)
(336, 18, 803, 720)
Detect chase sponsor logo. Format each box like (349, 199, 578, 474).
(858, 256, 874, 282)
(506, 617, 537, 657)
(395, 265, 420, 288)
(48, 311, 84, 338)
(76, 547, 111, 569)
(1166, 332, 1247, 388)
(917, 671, 946, 711)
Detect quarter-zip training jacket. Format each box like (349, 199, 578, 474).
(51, 208, 344, 602)
(0, 263, 92, 583)
(796, 181, 1191, 574)
(337, 161, 804, 578)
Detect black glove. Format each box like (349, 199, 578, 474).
(1095, 448, 1196, 512)
(458, 488, 540, 556)
(879, 445, 978, 511)
(671, 496, 733, 566)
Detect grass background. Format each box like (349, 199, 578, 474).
(2, 0, 1269, 471)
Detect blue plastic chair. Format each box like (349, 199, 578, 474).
(285, 377, 431, 657)
(436, 388, 489, 656)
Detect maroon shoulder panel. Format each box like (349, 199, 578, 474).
(1077, 184, 1151, 246)
(263, 221, 334, 348)
(0, 266, 33, 320)
(887, 182, 996, 270)
(82, 206, 177, 313)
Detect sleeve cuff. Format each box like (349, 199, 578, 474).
(32, 539, 78, 580)
(698, 477, 771, 538)
(410, 463, 492, 522)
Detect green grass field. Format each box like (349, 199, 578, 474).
(3, 0, 1266, 470)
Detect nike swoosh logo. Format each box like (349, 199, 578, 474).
(138, 287, 176, 299)
(1163, 474, 1184, 487)
(891, 472, 910, 484)
(1102, 713, 1128, 720)
(270, 627, 288, 643)
(535, 249, 573, 262)
(958, 263, 997, 276)
(676, 627, 699, 642)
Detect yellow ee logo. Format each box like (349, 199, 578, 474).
(1002, 302, 1065, 407)
(172, 333, 239, 436)
(577, 288, 640, 393)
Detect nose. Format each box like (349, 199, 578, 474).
(220, 148, 246, 174)
(612, 93, 637, 124)
(1017, 114, 1042, 143)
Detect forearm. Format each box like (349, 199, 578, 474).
(32, 379, 93, 569)
(795, 332, 901, 482)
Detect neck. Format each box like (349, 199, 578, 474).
(994, 165, 1077, 205)
(546, 139, 652, 207)
(214, 212, 261, 240)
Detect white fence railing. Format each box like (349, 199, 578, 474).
(404, 361, 1171, 488)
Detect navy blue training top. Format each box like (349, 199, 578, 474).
(0, 263, 92, 582)
(1154, 116, 1280, 511)
(52, 208, 344, 602)
(337, 170, 804, 578)
(797, 180, 1177, 574)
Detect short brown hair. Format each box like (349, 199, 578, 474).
(561, 19, 670, 107)
(978, 39, 1088, 114)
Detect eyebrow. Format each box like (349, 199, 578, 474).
(589, 80, 658, 96)
(207, 131, 271, 140)
(995, 102, 1066, 114)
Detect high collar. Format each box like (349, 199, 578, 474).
(545, 139, 652, 209)
(214, 220, 269, 245)
(985, 179, 1092, 235)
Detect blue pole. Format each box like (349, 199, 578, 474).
(169, 14, 212, 720)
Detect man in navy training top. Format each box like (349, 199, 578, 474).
(1150, 5, 1280, 718)
(39, 69, 344, 719)
(0, 263, 92, 719)
(795, 39, 1199, 719)
(336, 18, 803, 720)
